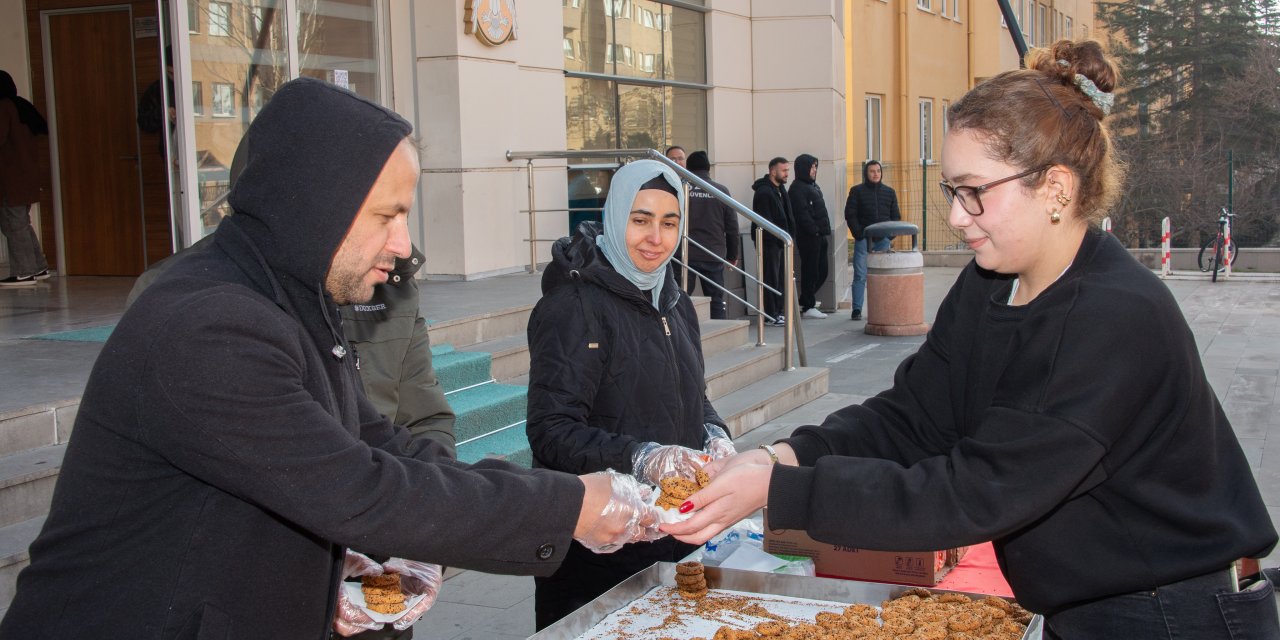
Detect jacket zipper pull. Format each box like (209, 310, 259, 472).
(661, 316, 671, 336)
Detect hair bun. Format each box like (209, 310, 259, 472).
(1027, 39, 1119, 117)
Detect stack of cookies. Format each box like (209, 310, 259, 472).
(361, 573, 406, 615)
(674, 561, 707, 599)
(655, 470, 711, 511)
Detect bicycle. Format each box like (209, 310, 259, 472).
(1197, 207, 1237, 282)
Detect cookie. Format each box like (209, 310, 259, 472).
(659, 477, 700, 500)
(363, 591, 406, 605)
(367, 600, 406, 615)
(362, 574, 401, 589)
(695, 469, 710, 487)
(676, 561, 705, 576)
(675, 572, 707, 587)
(677, 587, 708, 599)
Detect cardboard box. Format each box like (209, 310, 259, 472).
(763, 510, 961, 586)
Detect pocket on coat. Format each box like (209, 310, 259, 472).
(1216, 569, 1280, 640)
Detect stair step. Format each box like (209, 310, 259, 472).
(704, 344, 785, 401)
(432, 348, 494, 394)
(0, 445, 65, 529)
(448, 383, 528, 444)
(457, 334, 529, 383)
(0, 402, 77, 458)
(715, 367, 830, 438)
(0, 517, 44, 611)
(425, 304, 535, 350)
(699, 319, 750, 359)
(456, 423, 532, 467)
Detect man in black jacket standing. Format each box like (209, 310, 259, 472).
(750, 157, 793, 325)
(844, 160, 900, 321)
(682, 151, 739, 319)
(788, 154, 832, 319)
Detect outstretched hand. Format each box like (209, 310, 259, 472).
(659, 460, 773, 545)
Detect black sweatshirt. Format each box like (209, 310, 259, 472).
(767, 228, 1276, 614)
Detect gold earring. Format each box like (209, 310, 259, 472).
(1056, 193, 1072, 207)
(1050, 209, 1062, 225)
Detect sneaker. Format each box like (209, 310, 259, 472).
(850, 308, 862, 321)
(0, 274, 37, 287)
(802, 307, 828, 319)
(32, 269, 51, 281)
(768, 315, 786, 326)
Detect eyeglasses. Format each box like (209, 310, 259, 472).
(939, 165, 1050, 216)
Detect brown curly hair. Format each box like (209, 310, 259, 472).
(946, 40, 1125, 224)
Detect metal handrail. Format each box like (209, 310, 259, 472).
(507, 148, 801, 371)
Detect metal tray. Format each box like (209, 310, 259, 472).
(531, 561, 1043, 639)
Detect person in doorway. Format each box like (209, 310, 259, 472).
(788, 154, 832, 318)
(0, 70, 51, 286)
(136, 45, 176, 140)
(1, 78, 662, 639)
(525, 159, 735, 630)
(663, 40, 1279, 640)
(664, 145, 687, 168)
(682, 151, 739, 319)
(750, 157, 794, 325)
(844, 160, 901, 321)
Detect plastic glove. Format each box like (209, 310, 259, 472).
(631, 442, 709, 485)
(576, 470, 665, 553)
(333, 550, 384, 637)
(703, 423, 737, 461)
(381, 558, 443, 631)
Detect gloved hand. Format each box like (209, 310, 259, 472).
(631, 442, 709, 485)
(381, 558, 443, 631)
(576, 470, 665, 553)
(703, 423, 737, 461)
(333, 550, 384, 637)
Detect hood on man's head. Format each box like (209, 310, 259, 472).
(228, 77, 413, 288)
(794, 154, 818, 183)
(686, 151, 711, 172)
(862, 160, 882, 185)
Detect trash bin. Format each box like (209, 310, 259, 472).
(863, 221, 930, 337)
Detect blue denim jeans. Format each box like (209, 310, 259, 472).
(850, 237, 890, 312)
(1044, 568, 1280, 640)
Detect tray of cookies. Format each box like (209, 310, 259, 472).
(529, 561, 1043, 640)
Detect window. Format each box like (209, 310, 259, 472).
(641, 52, 656, 73)
(187, 0, 200, 33)
(208, 1, 231, 36)
(1038, 4, 1047, 46)
(939, 0, 948, 17)
(564, 37, 576, 59)
(622, 45, 633, 67)
(1022, 0, 1032, 40)
(1065, 16, 1073, 39)
(212, 82, 235, 116)
(917, 0, 931, 11)
(941, 99, 949, 137)
(919, 99, 933, 161)
(865, 95, 882, 161)
(192, 82, 204, 115)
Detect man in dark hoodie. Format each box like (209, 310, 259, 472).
(0, 78, 659, 640)
(682, 151, 739, 319)
(844, 159, 900, 321)
(750, 157, 793, 324)
(787, 153, 832, 319)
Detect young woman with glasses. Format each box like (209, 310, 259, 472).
(663, 39, 1278, 639)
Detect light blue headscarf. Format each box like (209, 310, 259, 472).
(596, 159, 687, 309)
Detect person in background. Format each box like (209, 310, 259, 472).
(788, 154, 831, 319)
(665, 145, 687, 168)
(844, 159, 900, 321)
(681, 151, 739, 320)
(0, 70, 51, 286)
(525, 159, 735, 630)
(1, 78, 660, 639)
(664, 40, 1279, 640)
(750, 157, 794, 325)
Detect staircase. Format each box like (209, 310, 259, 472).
(0, 297, 827, 615)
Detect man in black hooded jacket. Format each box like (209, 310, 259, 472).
(750, 157, 793, 324)
(787, 154, 832, 318)
(844, 160, 900, 320)
(682, 151, 739, 319)
(1, 78, 653, 640)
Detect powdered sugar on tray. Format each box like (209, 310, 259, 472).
(575, 586, 862, 639)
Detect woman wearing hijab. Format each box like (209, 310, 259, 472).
(0, 70, 51, 286)
(525, 159, 734, 630)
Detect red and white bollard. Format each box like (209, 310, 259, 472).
(1102, 217, 1113, 234)
(1224, 215, 1233, 279)
(1160, 217, 1171, 278)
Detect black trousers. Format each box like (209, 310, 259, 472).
(797, 235, 828, 311)
(534, 537, 696, 631)
(685, 260, 727, 319)
(759, 243, 786, 318)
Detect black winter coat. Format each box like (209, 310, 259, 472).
(750, 175, 794, 249)
(685, 169, 739, 263)
(788, 154, 832, 239)
(526, 222, 725, 475)
(844, 166, 901, 239)
(1, 79, 583, 640)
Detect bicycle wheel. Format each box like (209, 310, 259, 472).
(1198, 235, 1220, 272)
